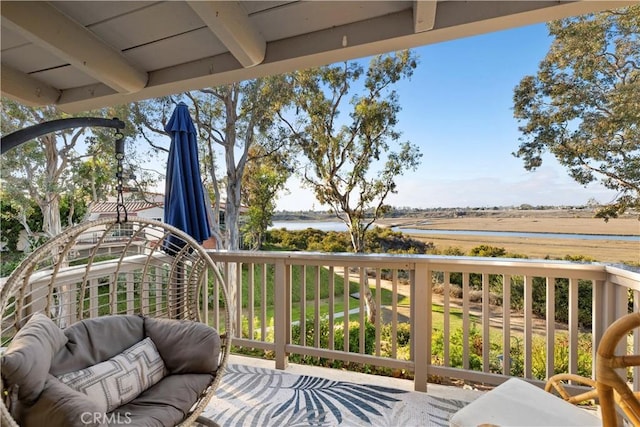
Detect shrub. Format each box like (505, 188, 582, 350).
(288, 319, 376, 365)
(333, 321, 376, 355)
(431, 325, 593, 381)
(432, 325, 483, 371)
(264, 227, 427, 253)
(380, 322, 411, 347)
(470, 245, 506, 257)
(0, 251, 28, 277)
(235, 317, 595, 384)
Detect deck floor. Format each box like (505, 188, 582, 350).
(200, 355, 483, 426)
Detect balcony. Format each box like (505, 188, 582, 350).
(3, 248, 639, 424)
(201, 250, 639, 424)
(206, 251, 640, 391)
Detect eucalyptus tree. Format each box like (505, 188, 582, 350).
(279, 50, 422, 253)
(1, 100, 139, 243)
(1, 100, 135, 325)
(191, 78, 292, 250)
(132, 80, 292, 332)
(1, 100, 86, 242)
(513, 5, 640, 219)
(133, 77, 291, 251)
(278, 50, 422, 322)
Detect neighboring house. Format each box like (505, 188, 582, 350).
(87, 194, 246, 224)
(80, 197, 165, 254)
(87, 195, 248, 250)
(88, 199, 164, 222)
(3, 195, 247, 253)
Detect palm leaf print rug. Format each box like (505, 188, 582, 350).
(201, 364, 469, 427)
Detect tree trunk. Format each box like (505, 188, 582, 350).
(359, 267, 377, 325)
(225, 183, 240, 251)
(348, 219, 377, 324)
(67, 196, 75, 227)
(224, 173, 243, 334)
(42, 192, 62, 239)
(40, 192, 72, 326)
(42, 131, 70, 325)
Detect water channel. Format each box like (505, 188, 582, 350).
(270, 221, 640, 242)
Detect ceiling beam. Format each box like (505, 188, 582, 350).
(1, 64, 61, 106)
(49, 0, 635, 113)
(187, 1, 266, 68)
(413, 1, 437, 33)
(0, 1, 147, 94)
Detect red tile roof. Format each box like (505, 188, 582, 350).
(90, 201, 159, 213)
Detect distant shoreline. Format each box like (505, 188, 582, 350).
(270, 211, 639, 264)
(272, 215, 639, 237)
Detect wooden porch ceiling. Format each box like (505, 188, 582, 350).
(1, 1, 634, 112)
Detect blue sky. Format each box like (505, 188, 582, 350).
(276, 23, 618, 211)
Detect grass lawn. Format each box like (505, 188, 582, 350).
(222, 264, 548, 348)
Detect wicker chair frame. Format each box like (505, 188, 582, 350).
(0, 217, 231, 427)
(546, 312, 640, 426)
(596, 312, 640, 426)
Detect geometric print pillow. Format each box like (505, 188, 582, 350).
(57, 337, 166, 413)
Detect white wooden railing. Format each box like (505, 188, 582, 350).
(4, 250, 638, 393)
(1, 252, 182, 338)
(205, 251, 640, 392)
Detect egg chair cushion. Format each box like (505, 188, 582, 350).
(1, 314, 68, 402)
(50, 315, 145, 375)
(18, 375, 106, 427)
(111, 373, 214, 427)
(144, 317, 221, 374)
(5, 314, 222, 427)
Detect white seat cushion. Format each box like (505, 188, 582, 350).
(450, 378, 601, 426)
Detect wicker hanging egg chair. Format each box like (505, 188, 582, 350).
(0, 217, 230, 427)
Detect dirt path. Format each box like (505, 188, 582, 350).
(347, 273, 564, 336)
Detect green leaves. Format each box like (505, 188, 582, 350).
(1, 98, 126, 239)
(513, 5, 640, 219)
(241, 145, 292, 249)
(282, 50, 420, 252)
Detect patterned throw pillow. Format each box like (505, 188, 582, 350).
(57, 337, 166, 413)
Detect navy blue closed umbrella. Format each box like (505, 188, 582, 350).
(163, 102, 211, 252)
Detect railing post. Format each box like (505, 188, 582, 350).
(592, 279, 605, 379)
(524, 275, 533, 379)
(546, 277, 556, 379)
(413, 263, 429, 392)
(568, 278, 578, 376)
(599, 276, 629, 386)
(604, 279, 628, 326)
(275, 259, 290, 370)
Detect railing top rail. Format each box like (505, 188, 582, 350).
(207, 249, 619, 273)
(2, 253, 176, 288)
(605, 263, 640, 278)
(605, 263, 640, 290)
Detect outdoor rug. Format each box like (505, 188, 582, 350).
(201, 364, 469, 427)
